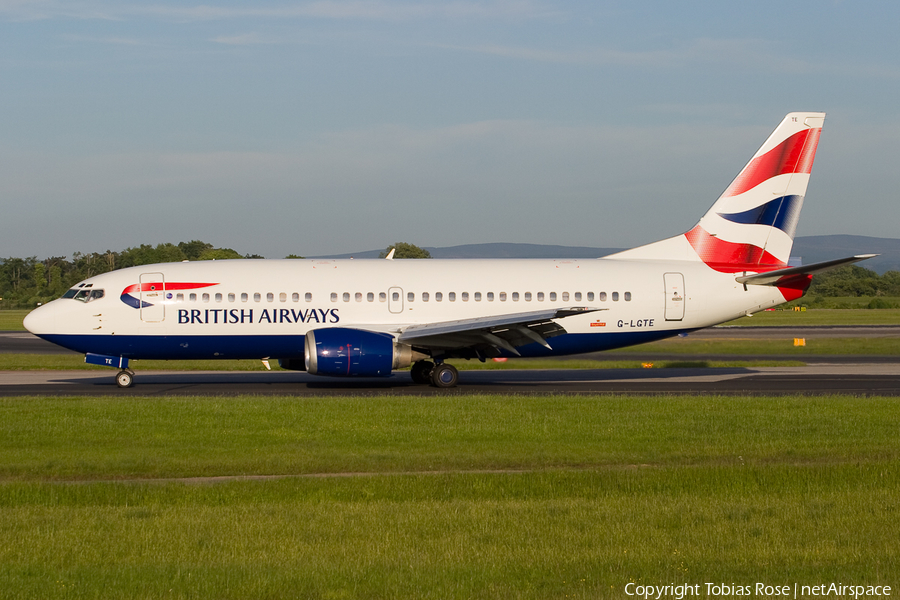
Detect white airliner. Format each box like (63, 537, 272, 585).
(24, 112, 873, 388)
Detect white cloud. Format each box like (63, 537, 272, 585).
(209, 32, 276, 45)
(0, 0, 556, 22)
(439, 37, 900, 79)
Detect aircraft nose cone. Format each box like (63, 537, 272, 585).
(23, 304, 55, 335)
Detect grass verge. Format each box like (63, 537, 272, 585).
(0, 394, 898, 598)
(724, 306, 900, 326)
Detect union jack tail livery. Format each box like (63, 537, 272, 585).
(690, 112, 824, 272)
(612, 112, 826, 272)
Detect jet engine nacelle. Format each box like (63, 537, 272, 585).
(303, 327, 425, 377)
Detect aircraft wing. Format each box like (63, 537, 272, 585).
(398, 307, 604, 356)
(735, 254, 878, 286)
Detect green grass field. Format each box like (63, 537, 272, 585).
(1, 394, 897, 599)
(0, 309, 28, 330)
(724, 306, 900, 326)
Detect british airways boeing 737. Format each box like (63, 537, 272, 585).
(24, 113, 873, 388)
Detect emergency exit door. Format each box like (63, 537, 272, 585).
(664, 272, 685, 321)
(388, 287, 403, 314)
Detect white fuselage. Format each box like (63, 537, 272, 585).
(24, 257, 790, 361)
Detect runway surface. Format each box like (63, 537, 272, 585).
(2, 328, 899, 396)
(3, 364, 900, 396)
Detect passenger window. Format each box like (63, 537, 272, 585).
(612, 292, 619, 301)
(550, 292, 557, 301)
(524, 292, 531, 301)
(435, 292, 442, 302)
(253, 293, 261, 302)
(215, 293, 223, 302)
(407, 292, 415, 302)
(343, 292, 350, 302)
(587, 292, 594, 301)
(449, 292, 456, 302)
(562, 292, 569, 302)
(624, 292, 632, 301)
(280, 292, 287, 302)
(422, 292, 430, 302)
(227, 293, 235, 302)
(600, 292, 607, 301)
(367, 292, 374, 302)
(202, 293, 210, 303)
(292, 293, 299, 302)
(392, 292, 399, 301)
(512, 292, 519, 301)
(380, 292, 387, 302)
(305, 292, 313, 302)
(487, 292, 494, 302)
(537, 292, 544, 301)
(575, 292, 582, 302)
(176, 293, 184, 302)
(462, 292, 469, 302)
(241, 293, 248, 302)
(331, 293, 338, 302)
(267, 293, 274, 302)
(190, 293, 197, 302)
(355, 292, 362, 302)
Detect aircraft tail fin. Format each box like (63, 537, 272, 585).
(609, 112, 825, 272)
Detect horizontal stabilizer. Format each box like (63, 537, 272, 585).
(735, 254, 878, 286)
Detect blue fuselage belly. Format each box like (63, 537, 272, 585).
(38, 329, 687, 361)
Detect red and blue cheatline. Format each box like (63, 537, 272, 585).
(120, 282, 218, 309)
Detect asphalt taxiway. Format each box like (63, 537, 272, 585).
(2, 363, 900, 396)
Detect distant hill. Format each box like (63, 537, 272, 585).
(317, 235, 900, 274)
(791, 235, 900, 274)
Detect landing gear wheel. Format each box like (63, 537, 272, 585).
(430, 363, 459, 388)
(410, 361, 435, 384)
(116, 370, 134, 388)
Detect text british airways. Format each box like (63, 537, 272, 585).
(177, 308, 340, 325)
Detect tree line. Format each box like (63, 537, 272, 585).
(0, 241, 431, 309)
(804, 265, 900, 308)
(0, 241, 262, 309)
(2, 242, 894, 310)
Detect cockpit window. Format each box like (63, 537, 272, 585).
(66, 288, 105, 302)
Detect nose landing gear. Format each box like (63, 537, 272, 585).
(115, 369, 135, 388)
(84, 353, 135, 388)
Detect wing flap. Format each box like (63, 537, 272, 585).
(398, 307, 602, 353)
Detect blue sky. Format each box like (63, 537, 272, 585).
(2, 1, 899, 258)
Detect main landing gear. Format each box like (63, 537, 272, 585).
(410, 360, 459, 388)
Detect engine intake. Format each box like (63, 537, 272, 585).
(304, 328, 425, 377)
